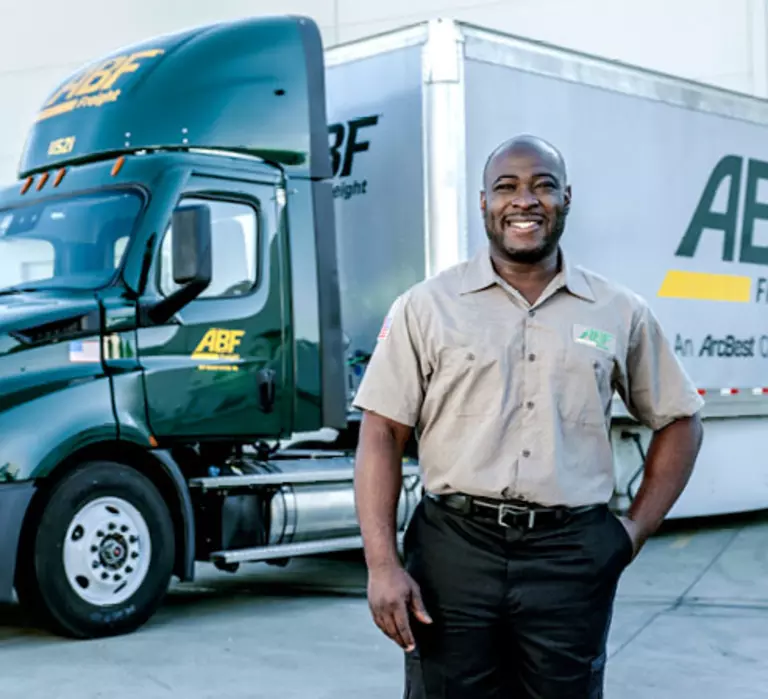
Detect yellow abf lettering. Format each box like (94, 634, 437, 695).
(191, 328, 245, 359)
(44, 49, 165, 107)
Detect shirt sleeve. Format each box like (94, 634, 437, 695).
(351, 291, 431, 427)
(617, 297, 704, 430)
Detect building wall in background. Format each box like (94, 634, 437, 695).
(0, 0, 762, 180)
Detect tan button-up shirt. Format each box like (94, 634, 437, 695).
(352, 246, 704, 508)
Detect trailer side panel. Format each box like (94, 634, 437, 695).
(325, 44, 427, 364)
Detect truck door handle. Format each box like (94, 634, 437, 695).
(258, 368, 276, 413)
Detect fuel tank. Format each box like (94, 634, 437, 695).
(196, 451, 422, 555)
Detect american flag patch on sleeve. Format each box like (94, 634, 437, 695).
(377, 296, 402, 341)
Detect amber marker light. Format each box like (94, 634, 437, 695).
(111, 156, 125, 177)
(36, 172, 49, 190)
(53, 168, 66, 187)
(20, 176, 33, 194)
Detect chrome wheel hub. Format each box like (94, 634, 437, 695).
(62, 497, 151, 606)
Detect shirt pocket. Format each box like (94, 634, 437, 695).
(557, 340, 615, 428)
(435, 344, 508, 416)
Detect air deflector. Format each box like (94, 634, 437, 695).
(18, 15, 332, 180)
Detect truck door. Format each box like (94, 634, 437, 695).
(136, 174, 287, 440)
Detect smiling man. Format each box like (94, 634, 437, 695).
(353, 134, 704, 698)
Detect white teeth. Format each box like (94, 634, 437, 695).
(508, 220, 539, 229)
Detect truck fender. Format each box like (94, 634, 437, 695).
(149, 449, 196, 582)
(108, 374, 196, 581)
(0, 482, 36, 604)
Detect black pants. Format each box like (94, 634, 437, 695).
(401, 496, 634, 699)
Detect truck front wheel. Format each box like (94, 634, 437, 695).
(21, 461, 175, 639)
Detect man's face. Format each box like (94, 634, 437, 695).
(480, 145, 571, 264)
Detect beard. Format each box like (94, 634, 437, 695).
(485, 209, 567, 264)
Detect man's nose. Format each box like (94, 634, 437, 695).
(512, 189, 538, 208)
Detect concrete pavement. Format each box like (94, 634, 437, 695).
(1, 510, 766, 698)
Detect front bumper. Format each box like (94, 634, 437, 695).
(0, 481, 35, 603)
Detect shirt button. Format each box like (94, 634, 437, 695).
(528, 310, 535, 317)
(522, 449, 531, 458)
(528, 353, 536, 361)
(526, 401, 534, 409)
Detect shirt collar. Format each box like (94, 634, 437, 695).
(459, 244, 596, 303)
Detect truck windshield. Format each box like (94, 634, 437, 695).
(0, 189, 143, 293)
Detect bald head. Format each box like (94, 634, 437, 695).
(482, 135, 567, 191)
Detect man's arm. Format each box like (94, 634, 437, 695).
(350, 291, 433, 650)
(354, 410, 432, 651)
(354, 410, 412, 571)
(617, 298, 706, 554)
(622, 413, 703, 552)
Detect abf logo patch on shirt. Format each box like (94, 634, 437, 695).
(378, 297, 402, 341)
(573, 324, 616, 354)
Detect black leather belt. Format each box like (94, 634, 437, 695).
(426, 492, 600, 530)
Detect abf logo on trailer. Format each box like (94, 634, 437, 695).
(328, 115, 379, 202)
(659, 154, 768, 304)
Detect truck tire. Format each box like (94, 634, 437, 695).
(20, 460, 175, 639)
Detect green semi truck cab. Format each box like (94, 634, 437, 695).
(0, 15, 420, 639)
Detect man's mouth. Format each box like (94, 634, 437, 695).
(502, 216, 544, 232)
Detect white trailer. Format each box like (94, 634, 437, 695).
(323, 18, 768, 519)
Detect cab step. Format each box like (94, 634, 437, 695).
(209, 532, 405, 564)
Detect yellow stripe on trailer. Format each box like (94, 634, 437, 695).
(657, 270, 752, 302)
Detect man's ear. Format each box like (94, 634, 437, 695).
(480, 190, 487, 215)
(563, 184, 572, 214)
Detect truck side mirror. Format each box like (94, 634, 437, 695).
(143, 204, 214, 325)
(171, 204, 212, 286)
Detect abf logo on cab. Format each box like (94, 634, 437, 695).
(191, 328, 245, 372)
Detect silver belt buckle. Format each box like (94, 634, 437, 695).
(497, 503, 536, 528)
